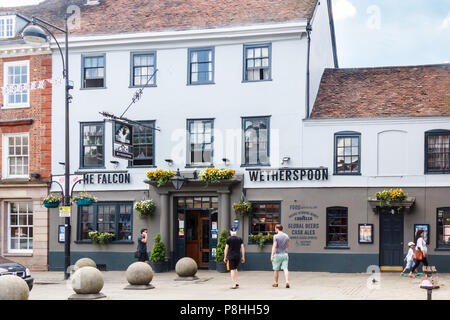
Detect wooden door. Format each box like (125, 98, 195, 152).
(185, 211, 200, 265)
(380, 209, 404, 267)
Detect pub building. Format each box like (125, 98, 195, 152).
(36, 0, 449, 273)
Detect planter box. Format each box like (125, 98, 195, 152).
(368, 197, 416, 213)
(76, 198, 93, 206)
(216, 261, 228, 273)
(150, 260, 169, 273)
(43, 201, 60, 208)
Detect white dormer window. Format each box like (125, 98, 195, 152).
(0, 16, 15, 38)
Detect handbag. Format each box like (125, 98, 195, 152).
(414, 249, 423, 261)
(134, 251, 142, 259)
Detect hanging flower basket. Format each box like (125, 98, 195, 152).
(146, 170, 176, 187)
(43, 201, 60, 208)
(42, 193, 62, 208)
(135, 199, 156, 218)
(233, 198, 252, 216)
(71, 192, 97, 207)
(199, 168, 235, 186)
(76, 198, 93, 206)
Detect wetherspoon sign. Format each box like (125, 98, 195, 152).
(246, 167, 328, 182)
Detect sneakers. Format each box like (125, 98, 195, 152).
(272, 283, 290, 288)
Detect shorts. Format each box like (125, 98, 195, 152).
(272, 253, 289, 271)
(228, 258, 240, 270)
(405, 259, 414, 271)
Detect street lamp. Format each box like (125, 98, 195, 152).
(171, 169, 186, 190)
(22, 13, 73, 280)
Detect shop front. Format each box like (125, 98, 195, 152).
(48, 168, 450, 273)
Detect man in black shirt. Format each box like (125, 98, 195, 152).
(223, 226, 245, 289)
(137, 228, 149, 263)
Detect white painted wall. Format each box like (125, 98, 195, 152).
(51, 24, 313, 192)
(308, 0, 336, 113)
(297, 117, 450, 188)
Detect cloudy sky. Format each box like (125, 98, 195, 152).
(1, 0, 449, 68)
(331, 0, 450, 67)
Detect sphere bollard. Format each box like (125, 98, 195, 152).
(68, 266, 106, 300)
(73, 257, 97, 272)
(0, 275, 29, 300)
(175, 257, 198, 281)
(124, 262, 155, 290)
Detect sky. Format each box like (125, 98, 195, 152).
(1, 0, 449, 68)
(331, 0, 450, 67)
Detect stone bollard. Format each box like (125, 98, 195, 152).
(68, 266, 106, 300)
(0, 275, 29, 300)
(73, 257, 97, 272)
(124, 262, 155, 290)
(175, 257, 198, 281)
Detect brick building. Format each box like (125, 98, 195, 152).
(0, 12, 52, 271)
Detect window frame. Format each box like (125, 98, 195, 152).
(425, 130, 450, 174)
(187, 47, 215, 85)
(80, 121, 105, 169)
(0, 15, 15, 39)
(248, 201, 281, 243)
(76, 201, 134, 243)
(7, 202, 33, 254)
(81, 53, 106, 89)
(127, 120, 156, 168)
(2, 132, 30, 179)
(325, 206, 349, 249)
(129, 51, 157, 88)
(242, 43, 272, 82)
(186, 118, 214, 168)
(241, 116, 271, 167)
(436, 207, 450, 250)
(2, 60, 30, 109)
(334, 131, 361, 175)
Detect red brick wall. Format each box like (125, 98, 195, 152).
(0, 54, 52, 181)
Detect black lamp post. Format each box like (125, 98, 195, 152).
(22, 13, 73, 280)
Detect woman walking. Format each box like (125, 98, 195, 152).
(409, 229, 428, 278)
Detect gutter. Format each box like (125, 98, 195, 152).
(305, 22, 312, 118)
(327, 0, 339, 68)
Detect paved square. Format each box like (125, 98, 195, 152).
(29, 270, 449, 300)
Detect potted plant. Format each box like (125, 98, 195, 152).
(42, 193, 62, 208)
(88, 231, 115, 244)
(71, 191, 97, 207)
(146, 170, 176, 187)
(134, 199, 156, 218)
(215, 229, 229, 273)
(149, 233, 168, 272)
(233, 197, 252, 216)
(199, 168, 235, 186)
(249, 233, 274, 250)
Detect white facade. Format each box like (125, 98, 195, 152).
(50, 5, 337, 193)
(301, 117, 450, 188)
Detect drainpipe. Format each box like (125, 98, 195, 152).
(305, 22, 312, 118)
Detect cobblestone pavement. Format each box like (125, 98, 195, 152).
(28, 270, 449, 300)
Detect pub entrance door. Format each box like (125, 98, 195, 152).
(175, 196, 218, 269)
(379, 208, 404, 270)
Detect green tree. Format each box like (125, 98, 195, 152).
(150, 233, 166, 262)
(215, 229, 228, 262)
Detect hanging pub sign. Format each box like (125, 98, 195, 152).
(113, 120, 133, 160)
(246, 167, 328, 182)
